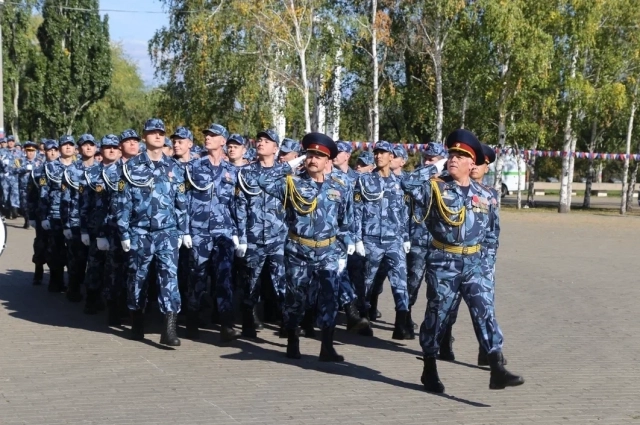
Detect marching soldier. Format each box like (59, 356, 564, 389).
(100, 130, 140, 326)
(184, 123, 241, 342)
(116, 119, 187, 346)
(62, 134, 98, 303)
(226, 133, 249, 168)
(1, 135, 23, 219)
(402, 129, 523, 393)
(14, 141, 42, 229)
(40, 135, 76, 292)
(353, 141, 412, 340)
(257, 133, 354, 361)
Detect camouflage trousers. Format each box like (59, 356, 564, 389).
(282, 240, 340, 330)
(240, 239, 286, 308)
(2, 176, 19, 209)
(188, 232, 234, 314)
(84, 236, 106, 292)
(337, 249, 357, 307)
(347, 254, 366, 310)
(362, 236, 409, 312)
(45, 220, 67, 270)
(447, 255, 497, 329)
(66, 234, 89, 287)
(103, 233, 126, 302)
(419, 250, 503, 357)
(177, 245, 190, 302)
(127, 229, 181, 314)
(19, 183, 29, 216)
(32, 223, 47, 265)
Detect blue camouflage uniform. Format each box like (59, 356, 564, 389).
(13, 141, 43, 220)
(40, 136, 76, 290)
(27, 141, 53, 274)
(116, 146, 187, 314)
(1, 136, 23, 212)
(185, 152, 240, 320)
(353, 141, 410, 317)
(62, 134, 99, 301)
(401, 154, 503, 359)
(235, 131, 288, 314)
(258, 157, 353, 332)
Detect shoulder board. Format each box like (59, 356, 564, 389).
(331, 175, 346, 187)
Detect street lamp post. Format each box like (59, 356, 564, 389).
(0, 0, 5, 139)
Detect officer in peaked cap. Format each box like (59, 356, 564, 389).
(401, 128, 523, 394)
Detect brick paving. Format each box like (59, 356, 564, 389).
(1, 211, 639, 424)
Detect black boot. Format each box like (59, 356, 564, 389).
(107, 300, 121, 326)
(241, 305, 257, 338)
(23, 218, 30, 229)
(83, 290, 100, 315)
(286, 328, 301, 359)
(488, 351, 524, 390)
(478, 345, 489, 366)
(160, 312, 181, 346)
(220, 313, 240, 343)
(319, 327, 344, 362)
(406, 309, 416, 339)
(392, 310, 412, 340)
(186, 310, 200, 340)
(278, 325, 288, 338)
(10, 207, 18, 219)
(253, 305, 264, 330)
(357, 311, 374, 336)
(408, 308, 418, 329)
(300, 309, 316, 338)
(438, 325, 455, 361)
(33, 264, 44, 286)
(421, 356, 445, 393)
(130, 310, 144, 340)
(368, 293, 380, 321)
(47, 268, 63, 292)
(66, 275, 83, 302)
(345, 302, 369, 332)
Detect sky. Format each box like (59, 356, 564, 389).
(99, 0, 169, 86)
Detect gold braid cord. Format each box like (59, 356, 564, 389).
(430, 179, 465, 227)
(411, 194, 433, 224)
(283, 175, 317, 215)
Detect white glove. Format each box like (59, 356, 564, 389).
(182, 235, 193, 249)
(235, 244, 247, 258)
(287, 154, 306, 170)
(29, 220, 36, 228)
(26, 164, 33, 171)
(434, 158, 447, 173)
(2, 159, 8, 166)
(232, 235, 240, 248)
(346, 244, 355, 256)
(355, 241, 366, 256)
(41, 220, 51, 230)
(121, 239, 131, 252)
(96, 237, 110, 251)
(63, 229, 73, 240)
(81, 233, 91, 246)
(403, 241, 411, 254)
(338, 258, 347, 273)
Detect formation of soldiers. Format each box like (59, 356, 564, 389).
(2, 119, 525, 393)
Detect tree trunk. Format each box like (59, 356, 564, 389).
(583, 119, 598, 209)
(620, 83, 637, 215)
(558, 48, 578, 214)
(371, 0, 379, 143)
(460, 80, 470, 129)
(11, 79, 20, 143)
(596, 162, 603, 183)
(514, 143, 522, 209)
(431, 22, 443, 143)
(300, 53, 311, 134)
(267, 67, 287, 140)
(493, 105, 507, 207)
(526, 140, 538, 207)
(326, 57, 343, 140)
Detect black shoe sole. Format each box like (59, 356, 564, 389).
(489, 377, 524, 390)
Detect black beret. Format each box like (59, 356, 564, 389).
(445, 129, 485, 166)
(301, 132, 338, 160)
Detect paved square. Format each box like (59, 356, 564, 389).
(1, 211, 639, 424)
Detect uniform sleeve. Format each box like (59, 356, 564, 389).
(66, 172, 82, 231)
(338, 184, 354, 247)
(116, 180, 132, 242)
(39, 179, 51, 222)
(79, 184, 91, 234)
(484, 190, 500, 265)
(174, 167, 188, 236)
(235, 181, 248, 245)
(400, 165, 438, 208)
(256, 165, 288, 201)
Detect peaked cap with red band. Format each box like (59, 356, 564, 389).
(301, 132, 338, 160)
(445, 129, 485, 166)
